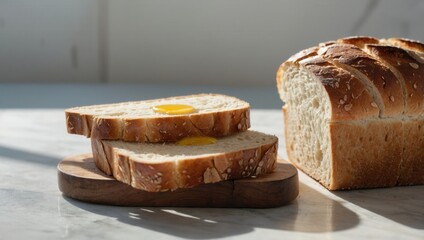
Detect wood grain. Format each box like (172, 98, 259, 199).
(57, 153, 298, 208)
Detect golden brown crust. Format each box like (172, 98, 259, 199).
(65, 111, 91, 137)
(385, 38, 424, 54)
(329, 121, 403, 190)
(337, 36, 379, 48)
(91, 117, 123, 140)
(277, 47, 379, 121)
(91, 137, 278, 192)
(120, 108, 249, 142)
(115, 153, 131, 185)
(65, 94, 250, 142)
(365, 44, 424, 117)
(130, 157, 178, 192)
(317, 44, 403, 117)
(300, 55, 379, 120)
(287, 46, 319, 63)
(90, 138, 112, 175)
(398, 120, 424, 185)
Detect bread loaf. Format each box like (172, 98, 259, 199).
(66, 94, 250, 142)
(91, 130, 278, 192)
(277, 36, 424, 190)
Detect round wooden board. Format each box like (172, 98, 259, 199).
(58, 154, 298, 208)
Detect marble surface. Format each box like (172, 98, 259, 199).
(0, 109, 423, 239)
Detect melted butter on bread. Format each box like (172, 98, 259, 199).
(152, 104, 196, 115)
(176, 136, 217, 146)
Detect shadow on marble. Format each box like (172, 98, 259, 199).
(62, 183, 359, 238)
(333, 186, 424, 229)
(0, 145, 60, 167)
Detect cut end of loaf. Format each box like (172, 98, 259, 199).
(281, 66, 332, 187)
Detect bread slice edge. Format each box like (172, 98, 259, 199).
(91, 132, 278, 192)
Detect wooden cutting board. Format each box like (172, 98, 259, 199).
(58, 154, 298, 208)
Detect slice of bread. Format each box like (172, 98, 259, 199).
(66, 94, 250, 142)
(91, 130, 278, 192)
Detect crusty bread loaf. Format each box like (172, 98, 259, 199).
(66, 94, 250, 142)
(277, 36, 424, 190)
(91, 130, 278, 192)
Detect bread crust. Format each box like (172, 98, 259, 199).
(300, 55, 379, 120)
(91, 135, 278, 192)
(365, 44, 424, 117)
(318, 44, 403, 117)
(66, 94, 250, 142)
(65, 111, 91, 137)
(329, 121, 403, 190)
(120, 108, 250, 142)
(91, 137, 112, 175)
(385, 38, 424, 55)
(398, 120, 424, 185)
(337, 36, 379, 48)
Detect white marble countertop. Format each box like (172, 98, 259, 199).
(0, 87, 423, 239)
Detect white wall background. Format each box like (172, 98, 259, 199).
(0, 0, 99, 83)
(1, 0, 423, 86)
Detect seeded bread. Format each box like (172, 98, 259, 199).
(277, 36, 424, 190)
(91, 130, 278, 192)
(66, 94, 250, 142)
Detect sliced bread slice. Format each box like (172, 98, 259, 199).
(91, 130, 278, 192)
(66, 94, 250, 142)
